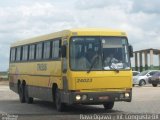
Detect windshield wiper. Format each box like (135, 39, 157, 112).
(87, 56, 98, 73)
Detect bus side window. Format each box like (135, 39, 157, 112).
(16, 47, 22, 61)
(43, 41, 51, 59)
(22, 45, 28, 61)
(29, 44, 35, 60)
(10, 48, 16, 62)
(52, 40, 60, 59)
(36, 43, 43, 60)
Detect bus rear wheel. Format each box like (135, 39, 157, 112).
(55, 88, 65, 112)
(24, 85, 33, 104)
(103, 101, 114, 110)
(18, 83, 25, 103)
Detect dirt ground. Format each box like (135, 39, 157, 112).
(0, 80, 9, 85)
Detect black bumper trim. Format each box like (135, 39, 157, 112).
(61, 90, 132, 104)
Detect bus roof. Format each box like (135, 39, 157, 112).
(11, 28, 127, 47)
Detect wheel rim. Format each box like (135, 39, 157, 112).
(141, 80, 145, 86)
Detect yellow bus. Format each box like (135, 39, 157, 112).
(9, 28, 133, 111)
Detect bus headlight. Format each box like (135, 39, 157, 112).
(76, 95, 81, 101)
(125, 93, 130, 98)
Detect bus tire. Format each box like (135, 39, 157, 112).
(103, 101, 114, 110)
(55, 88, 65, 112)
(19, 83, 25, 103)
(24, 85, 33, 104)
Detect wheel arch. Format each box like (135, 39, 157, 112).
(52, 83, 58, 102)
(17, 80, 21, 93)
(140, 79, 146, 83)
(22, 80, 26, 85)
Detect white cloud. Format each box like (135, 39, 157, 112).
(132, 0, 160, 14)
(75, 0, 133, 12)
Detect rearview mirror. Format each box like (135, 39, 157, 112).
(128, 45, 133, 58)
(61, 45, 66, 58)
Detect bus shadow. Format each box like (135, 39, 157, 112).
(33, 100, 122, 115)
(0, 99, 122, 115)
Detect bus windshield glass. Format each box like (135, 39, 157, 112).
(70, 37, 130, 71)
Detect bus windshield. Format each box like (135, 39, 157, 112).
(70, 37, 130, 71)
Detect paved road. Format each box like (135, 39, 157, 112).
(0, 81, 160, 120)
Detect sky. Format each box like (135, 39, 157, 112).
(0, 0, 160, 71)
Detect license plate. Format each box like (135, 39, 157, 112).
(99, 96, 109, 100)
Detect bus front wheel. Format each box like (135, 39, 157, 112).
(103, 101, 114, 110)
(55, 88, 65, 112)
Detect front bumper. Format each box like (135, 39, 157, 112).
(61, 90, 132, 105)
(133, 79, 139, 85)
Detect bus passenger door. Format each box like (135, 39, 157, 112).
(61, 40, 68, 91)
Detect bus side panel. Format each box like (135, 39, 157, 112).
(9, 61, 62, 101)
